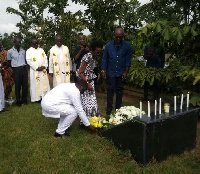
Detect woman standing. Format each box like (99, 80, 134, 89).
(78, 41, 103, 117)
(0, 44, 14, 99)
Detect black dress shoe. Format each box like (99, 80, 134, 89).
(54, 132, 69, 138)
(22, 101, 28, 105)
(106, 112, 111, 115)
(0, 108, 8, 114)
(16, 102, 22, 107)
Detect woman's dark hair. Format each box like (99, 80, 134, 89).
(90, 40, 103, 51)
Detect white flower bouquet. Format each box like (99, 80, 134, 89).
(109, 106, 145, 125)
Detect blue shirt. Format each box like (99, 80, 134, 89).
(7, 47, 26, 67)
(101, 40, 132, 77)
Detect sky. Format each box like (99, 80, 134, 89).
(0, 0, 150, 36)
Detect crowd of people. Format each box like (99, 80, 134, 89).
(0, 27, 165, 137)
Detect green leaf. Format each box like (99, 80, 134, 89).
(193, 76, 200, 85)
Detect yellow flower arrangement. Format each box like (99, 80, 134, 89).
(89, 116, 110, 128)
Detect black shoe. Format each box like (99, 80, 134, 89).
(36, 100, 41, 103)
(54, 132, 69, 138)
(106, 112, 111, 115)
(0, 108, 8, 114)
(16, 102, 22, 107)
(22, 101, 28, 105)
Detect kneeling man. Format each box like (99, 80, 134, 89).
(41, 79, 95, 137)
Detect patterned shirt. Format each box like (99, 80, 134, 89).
(80, 52, 97, 81)
(7, 47, 26, 67)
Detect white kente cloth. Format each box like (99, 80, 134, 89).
(79, 53, 99, 117)
(26, 47, 50, 102)
(41, 83, 90, 134)
(0, 73, 5, 111)
(49, 45, 72, 87)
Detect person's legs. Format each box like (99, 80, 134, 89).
(106, 76, 116, 114)
(55, 105, 78, 135)
(12, 68, 22, 106)
(115, 76, 123, 110)
(21, 66, 28, 104)
(142, 81, 149, 101)
(153, 79, 159, 100)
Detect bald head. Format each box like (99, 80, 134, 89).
(115, 27, 124, 35)
(115, 27, 124, 46)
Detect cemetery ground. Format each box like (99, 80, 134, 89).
(0, 86, 200, 174)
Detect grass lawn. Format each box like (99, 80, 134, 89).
(0, 87, 200, 174)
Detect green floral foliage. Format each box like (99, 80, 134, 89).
(128, 58, 200, 106)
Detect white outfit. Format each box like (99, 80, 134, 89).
(26, 47, 50, 102)
(49, 45, 72, 87)
(0, 73, 5, 111)
(41, 83, 90, 134)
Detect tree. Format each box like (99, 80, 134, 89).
(72, 0, 140, 43)
(6, 0, 86, 52)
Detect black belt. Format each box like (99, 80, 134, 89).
(12, 65, 26, 69)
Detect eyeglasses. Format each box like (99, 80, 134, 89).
(115, 36, 123, 39)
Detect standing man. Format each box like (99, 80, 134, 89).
(41, 79, 96, 138)
(142, 33, 165, 101)
(72, 33, 89, 82)
(7, 37, 28, 107)
(101, 27, 132, 115)
(49, 35, 72, 87)
(26, 38, 50, 103)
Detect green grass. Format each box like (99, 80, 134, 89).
(0, 91, 200, 174)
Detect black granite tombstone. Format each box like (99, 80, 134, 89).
(99, 106, 199, 164)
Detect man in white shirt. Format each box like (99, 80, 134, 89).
(26, 38, 50, 103)
(41, 79, 96, 137)
(49, 35, 72, 87)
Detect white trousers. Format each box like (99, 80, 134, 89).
(56, 105, 78, 134)
(42, 101, 78, 134)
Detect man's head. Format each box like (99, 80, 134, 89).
(31, 38, 39, 49)
(75, 79, 88, 94)
(55, 35, 62, 47)
(115, 27, 124, 46)
(78, 33, 85, 46)
(152, 33, 161, 46)
(90, 40, 103, 59)
(13, 37, 22, 50)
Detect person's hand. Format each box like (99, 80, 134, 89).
(87, 125, 96, 132)
(49, 73, 53, 77)
(88, 83, 93, 91)
(80, 45, 85, 51)
(122, 72, 127, 81)
(97, 73, 101, 81)
(41, 66, 46, 70)
(37, 66, 45, 71)
(85, 46, 90, 52)
(101, 71, 106, 79)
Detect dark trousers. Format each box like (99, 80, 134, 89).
(12, 66, 28, 104)
(144, 79, 159, 100)
(107, 76, 124, 113)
